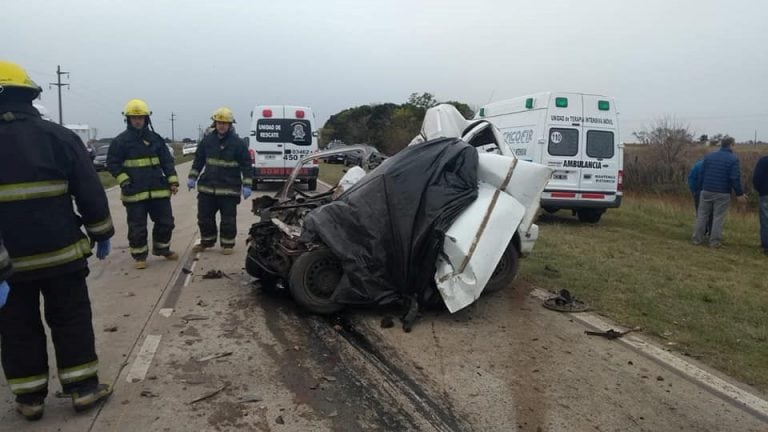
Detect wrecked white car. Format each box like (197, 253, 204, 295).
(246, 105, 552, 328)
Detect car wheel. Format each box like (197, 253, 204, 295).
(577, 209, 603, 224)
(484, 242, 520, 294)
(288, 248, 343, 314)
(307, 178, 317, 191)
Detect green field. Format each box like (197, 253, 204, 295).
(522, 195, 768, 390)
(318, 161, 347, 185)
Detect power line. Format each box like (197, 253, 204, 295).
(49, 65, 70, 125)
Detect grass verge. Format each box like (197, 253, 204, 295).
(522, 194, 768, 391)
(318, 161, 347, 186)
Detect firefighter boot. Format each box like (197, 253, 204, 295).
(72, 383, 112, 412)
(16, 400, 44, 421)
(163, 251, 179, 260)
(192, 244, 210, 253)
(221, 248, 234, 255)
(134, 260, 147, 270)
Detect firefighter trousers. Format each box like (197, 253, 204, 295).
(125, 198, 175, 260)
(197, 193, 238, 248)
(0, 269, 99, 403)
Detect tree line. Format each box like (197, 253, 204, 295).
(320, 92, 474, 155)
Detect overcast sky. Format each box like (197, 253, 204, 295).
(3, 0, 766, 143)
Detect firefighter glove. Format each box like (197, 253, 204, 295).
(0, 281, 9, 309)
(96, 239, 111, 260)
(187, 178, 196, 190)
(242, 186, 252, 199)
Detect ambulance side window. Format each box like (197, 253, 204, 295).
(548, 128, 578, 157)
(586, 130, 614, 159)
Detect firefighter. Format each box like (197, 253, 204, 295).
(108, 99, 179, 269)
(0, 60, 114, 420)
(187, 107, 252, 254)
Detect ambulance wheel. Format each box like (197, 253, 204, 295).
(307, 179, 317, 191)
(577, 209, 603, 224)
(288, 249, 343, 314)
(485, 243, 520, 294)
(543, 207, 558, 214)
(252, 181, 258, 191)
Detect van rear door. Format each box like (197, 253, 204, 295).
(252, 105, 287, 175)
(579, 95, 619, 206)
(280, 106, 314, 167)
(544, 94, 583, 201)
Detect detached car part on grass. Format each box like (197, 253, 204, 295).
(246, 105, 552, 319)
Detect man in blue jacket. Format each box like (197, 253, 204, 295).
(752, 155, 768, 255)
(687, 158, 711, 235)
(692, 137, 747, 247)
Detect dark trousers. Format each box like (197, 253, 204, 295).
(0, 270, 98, 402)
(126, 198, 175, 259)
(198, 193, 238, 248)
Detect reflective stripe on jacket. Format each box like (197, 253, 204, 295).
(107, 126, 178, 202)
(189, 130, 252, 197)
(0, 101, 114, 281)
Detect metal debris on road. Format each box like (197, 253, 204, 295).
(237, 394, 263, 403)
(189, 384, 228, 405)
(181, 314, 209, 322)
(196, 351, 233, 362)
(275, 415, 285, 425)
(201, 270, 232, 280)
(322, 375, 337, 382)
(182, 267, 192, 274)
(140, 390, 158, 398)
(103, 326, 118, 332)
(542, 289, 589, 312)
(585, 328, 634, 340)
(380, 316, 395, 328)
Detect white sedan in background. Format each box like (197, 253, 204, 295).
(182, 142, 198, 156)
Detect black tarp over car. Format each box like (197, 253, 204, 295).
(301, 137, 478, 307)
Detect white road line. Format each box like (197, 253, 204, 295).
(158, 308, 173, 318)
(184, 259, 198, 287)
(530, 288, 768, 418)
(125, 334, 162, 383)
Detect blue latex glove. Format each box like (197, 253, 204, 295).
(0, 281, 9, 309)
(187, 178, 196, 190)
(96, 239, 111, 260)
(242, 186, 252, 199)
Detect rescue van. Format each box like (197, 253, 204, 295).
(476, 92, 623, 223)
(248, 105, 319, 190)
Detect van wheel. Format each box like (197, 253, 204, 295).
(543, 207, 559, 214)
(252, 181, 258, 191)
(484, 243, 520, 293)
(288, 249, 343, 314)
(307, 179, 317, 191)
(577, 209, 603, 224)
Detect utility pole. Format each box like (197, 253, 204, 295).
(49, 65, 70, 125)
(755, 130, 758, 147)
(197, 124, 202, 141)
(170, 112, 176, 143)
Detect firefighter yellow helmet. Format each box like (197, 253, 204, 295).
(211, 107, 236, 123)
(122, 99, 151, 117)
(0, 61, 42, 97)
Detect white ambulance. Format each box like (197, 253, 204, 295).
(476, 92, 623, 223)
(248, 105, 319, 190)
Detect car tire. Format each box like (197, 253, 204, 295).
(288, 248, 343, 314)
(577, 209, 603, 224)
(484, 242, 520, 294)
(307, 178, 317, 191)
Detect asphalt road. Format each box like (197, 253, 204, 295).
(1, 162, 767, 431)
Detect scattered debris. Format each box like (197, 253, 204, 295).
(380, 316, 395, 328)
(197, 299, 208, 307)
(189, 384, 228, 405)
(542, 289, 589, 312)
(182, 267, 192, 274)
(322, 375, 337, 382)
(585, 328, 635, 340)
(181, 314, 208, 322)
(196, 352, 233, 362)
(123, 292, 136, 297)
(327, 410, 339, 418)
(202, 270, 232, 280)
(140, 390, 158, 398)
(657, 376, 665, 381)
(275, 415, 285, 425)
(103, 326, 118, 332)
(544, 264, 561, 276)
(237, 394, 263, 403)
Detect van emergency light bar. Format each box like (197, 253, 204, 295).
(598, 100, 610, 111)
(555, 97, 568, 108)
(525, 98, 534, 109)
(295, 110, 305, 119)
(262, 109, 273, 118)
